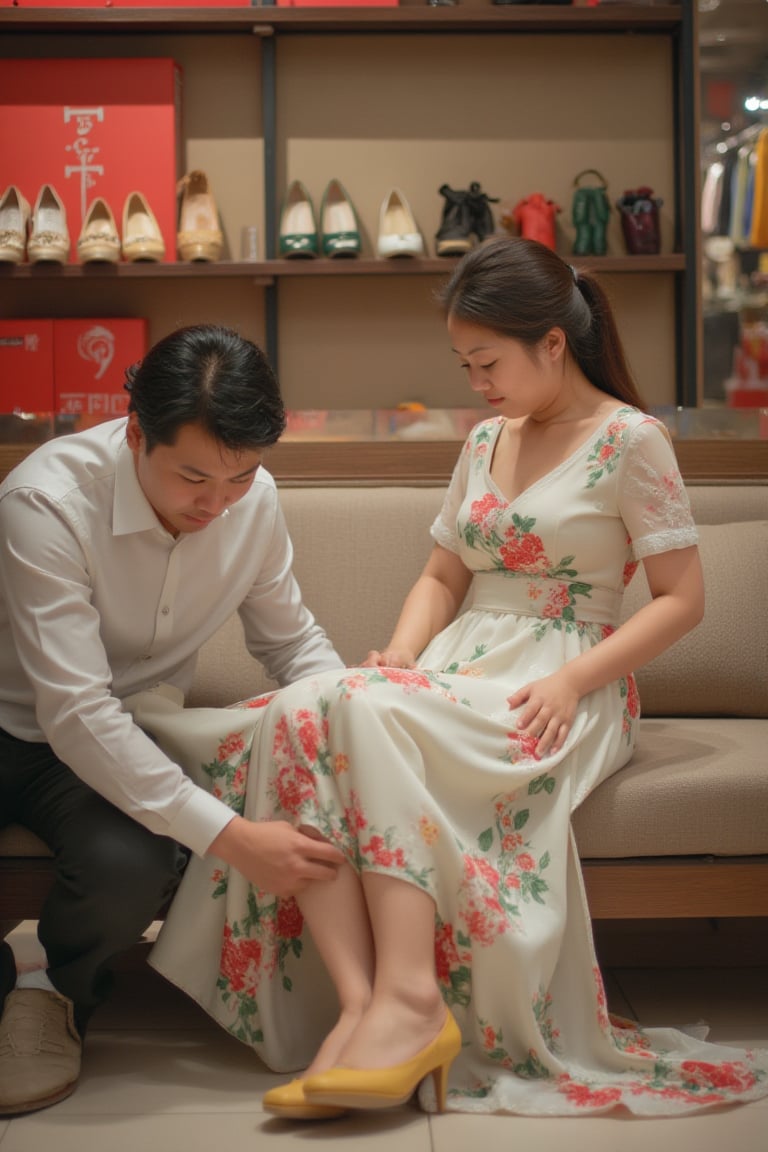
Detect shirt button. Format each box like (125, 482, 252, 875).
(161, 606, 170, 616)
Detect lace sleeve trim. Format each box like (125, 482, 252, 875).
(430, 516, 460, 554)
(632, 526, 699, 560)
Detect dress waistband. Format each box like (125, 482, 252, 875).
(469, 572, 622, 626)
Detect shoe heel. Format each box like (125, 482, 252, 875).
(430, 1059, 450, 1112)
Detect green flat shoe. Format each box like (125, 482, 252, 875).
(279, 179, 319, 258)
(320, 178, 361, 258)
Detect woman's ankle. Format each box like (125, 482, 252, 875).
(374, 978, 444, 1020)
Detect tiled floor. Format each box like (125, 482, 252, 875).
(2, 921, 767, 1152)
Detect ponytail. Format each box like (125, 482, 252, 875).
(441, 236, 646, 410)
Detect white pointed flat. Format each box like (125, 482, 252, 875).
(27, 184, 70, 264)
(377, 187, 425, 258)
(0, 185, 30, 264)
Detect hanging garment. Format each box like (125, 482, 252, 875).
(749, 128, 768, 248)
(729, 146, 752, 247)
(701, 160, 724, 235)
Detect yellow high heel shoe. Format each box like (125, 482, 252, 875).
(262, 1078, 348, 1121)
(302, 1011, 461, 1112)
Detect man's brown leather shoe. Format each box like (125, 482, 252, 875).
(0, 988, 81, 1115)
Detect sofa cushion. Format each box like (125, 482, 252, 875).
(188, 486, 445, 707)
(687, 485, 767, 525)
(622, 521, 768, 718)
(573, 717, 768, 857)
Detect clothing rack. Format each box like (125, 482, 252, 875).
(706, 120, 765, 160)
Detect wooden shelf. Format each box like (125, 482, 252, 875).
(0, 255, 685, 282)
(3, 438, 767, 488)
(273, 254, 685, 276)
(0, 6, 684, 36)
(0, 261, 272, 283)
(264, 437, 768, 485)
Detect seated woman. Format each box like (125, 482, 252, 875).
(131, 236, 768, 1119)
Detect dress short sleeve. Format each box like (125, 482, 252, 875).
(430, 431, 474, 553)
(617, 417, 699, 560)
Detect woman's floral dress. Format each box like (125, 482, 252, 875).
(130, 407, 768, 1116)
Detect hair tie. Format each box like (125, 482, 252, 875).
(568, 264, 579, 285)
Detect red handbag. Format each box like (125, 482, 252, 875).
(616, 186, 663, 255)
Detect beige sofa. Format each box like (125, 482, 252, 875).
(2, 482, 767, 929)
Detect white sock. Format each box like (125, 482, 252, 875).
(16, 969, 58, 994)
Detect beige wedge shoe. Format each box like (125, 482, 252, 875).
(0, 185, 31, 264)
(27, 184, 70, 264)
(77, 197, 121, 263)
(122, 191, 165, 262)
(177, 170, 223, 262)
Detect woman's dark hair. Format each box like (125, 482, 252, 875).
(439, 235, 645, 409)
(124, 325, 286, 452)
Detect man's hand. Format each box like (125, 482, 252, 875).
(208, 816, 345, 897)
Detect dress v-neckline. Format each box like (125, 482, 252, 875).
(484, 406, 633, 507)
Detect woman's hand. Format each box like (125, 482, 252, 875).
(361, 649, 416, 669)
(507, 670, 579, 756)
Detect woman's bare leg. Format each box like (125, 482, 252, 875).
(332, 872, 446, 1070)
(297, 859, 375, 1075)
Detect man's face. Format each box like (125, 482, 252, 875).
(126, 413, 262, 537)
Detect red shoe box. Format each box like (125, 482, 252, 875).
(276, 1, 398, 6)
(53, 318, 148, 421)
(3, 1, 252, 6)
(0, 59, 182, 264)
(0, 320, 55, 414)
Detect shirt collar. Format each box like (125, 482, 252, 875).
(112, 438, 165, 537)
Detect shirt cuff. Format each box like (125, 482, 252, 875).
(166, 787, 237, 858)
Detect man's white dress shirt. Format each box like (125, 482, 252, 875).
(0, 419, 343, 857)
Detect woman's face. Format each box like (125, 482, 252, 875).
(448, 315, 564, 421)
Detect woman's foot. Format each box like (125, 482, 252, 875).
(333, 991, 448, 1071)
(303, 1009, 462, 1113)
(304, 1006, 366, 1076)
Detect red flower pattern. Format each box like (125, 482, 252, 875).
(220, 922, 263, 995)
(506, 730, 541, 763)
(242, 693, 277, 710)
(217, 731, 245, 763)
(434, 921, 461, 984)
(459, 855, 508, 947)
(623, 559, 639, 587)
(625, 674, 640, 719)
(295, 708, 327, 764)
(271, 762, 317, 817)
(499, 530, 548, 574)
(681, 1061, 757, 1094)
(542, 583, 571, 618)
(469, 492, 503, 529)
(560, 1079, 623, 1109)
(375, 667, 435, 692)
(361, 833, 407, 869)
(276, 898, 304, 940)
(343, 789, 368, 834)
